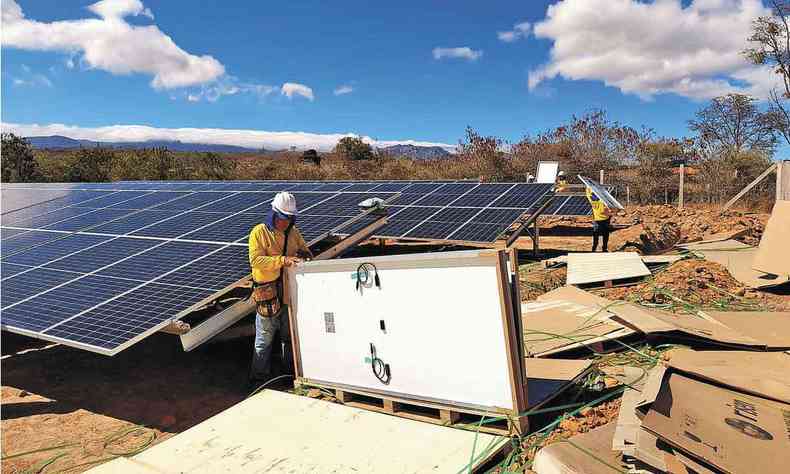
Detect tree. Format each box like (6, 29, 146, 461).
(1, 133, 42, 182)
(335, 137, 374, 161)
(688, 94, 777, 155)
(67, 147, 114, 182)
(744, 1, 790, 144)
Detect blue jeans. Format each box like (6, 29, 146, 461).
(250, 305, 291, 380)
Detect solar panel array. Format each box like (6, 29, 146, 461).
(1, 180, 593, 355)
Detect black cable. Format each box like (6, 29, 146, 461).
(369, 343, 390, 385)
(356, 263, 381, 292)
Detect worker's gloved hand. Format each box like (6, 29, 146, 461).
(283, 256, 304, 267)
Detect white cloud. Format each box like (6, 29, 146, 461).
(2, 122, 456, 152)
(432, 47, 483, 61)
(186, 78, 277, 103)
(497, 21, 530, 42)
(281, 82, 314, 100)
(333, 85, 354, 96)
(12, 65, 53, 88)
(1, 0, 224, 89)
(528, 0, 779, 100)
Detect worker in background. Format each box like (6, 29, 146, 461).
(526, 173, 536, 183)
(554, 171, 568, 192)
(586, 187, 614, 252)
(248, 192, 313, 386)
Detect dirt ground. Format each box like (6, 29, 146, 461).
(1, 327, 262, 473)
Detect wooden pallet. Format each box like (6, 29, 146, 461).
(297, 382, 518, 436)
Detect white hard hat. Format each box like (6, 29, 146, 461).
(272, 192, 298, 215)
(557, 171, 565, 176)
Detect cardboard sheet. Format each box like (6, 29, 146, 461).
(705, 311, 790, 350)
(642, 373, 790, 474)
(532, 422, 623, 474)
(753, 200, 790, 277)
(666, 349, 790, 403)
(522, 295, 627, 356)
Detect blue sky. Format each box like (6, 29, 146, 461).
(0, 0, 780, 150)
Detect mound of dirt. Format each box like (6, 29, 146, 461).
(617, 205, 767, 247)
(600, 258, 790, 311)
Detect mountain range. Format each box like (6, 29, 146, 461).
(25, 135, 453, 159)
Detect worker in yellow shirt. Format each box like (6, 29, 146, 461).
(248, 192, 313, 385)
(554, 171, 568, 192)
(586, 187, 614, 252)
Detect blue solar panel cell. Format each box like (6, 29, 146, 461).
(471, 208, 525, 224)
(449, 194, 501, 208)
(1, 230, 65, 257)
(5, 206, 96, 228)
(1, 275, 140, 332)
(197, 192, 275, 212)
(97, 241, 222, 281)
(106, 191, 190, 209)
(88, 210, 180, 234)
(44, 283, 216, 351)
(447, 222, 507, 242)
(130, 211, 230, 239)
(401, 183, 442, 194)
(45, 208, 136, 231)
(2, 262, 32, 278)
(76, 191, 152, 209)
(490, 184, 553, 208)
(558, 196, 592, 216)
(180, 213, 261, 243)
(165, 246, 249, 290)
(296, 215, 355, 242)
(412, 194, 464, 207)
(1, 227, 28, 240)
(150, 192, 235, 211)
(1, 268, 79, 308)
(3, 233, 113, 267)
(45, 237, 162, 274)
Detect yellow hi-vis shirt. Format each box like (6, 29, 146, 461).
(248, 223, 311, 298)
(586, 188, 609, 221)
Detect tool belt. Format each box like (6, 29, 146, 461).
(251, 279, 282, 317)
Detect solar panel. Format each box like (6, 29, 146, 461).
(88, 210, 180, 234)
(1, 262, 32, 278)
(2, 275, 141, 332)
(75, 191, 152, 208)
(1, 179, 589, 355)
(164, 246, 250, 290)
(107, 191, 190, 209)
(150, 191, 235, 211)
(43, 283, 216, 353)
(130, 211, 231, 239)
(4, 206, 97, 228)
(1, 267, 80, 307)
(197, 192, 275, 212)
(45, 237, 162, 274)
(45, 208, 137, 231)
(181, 213, 261, 243)
(3, 233, 113, 267)
(1, 230, 66, 257)
(96, 241, 221, 281)
(557, 196, 592, 216)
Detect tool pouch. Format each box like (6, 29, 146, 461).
(252, 280, 281, 317)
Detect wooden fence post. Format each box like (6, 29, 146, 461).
(599, 169, 604, 184)
(678, 164, 684, 209)
(626, 186, 630, 207)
